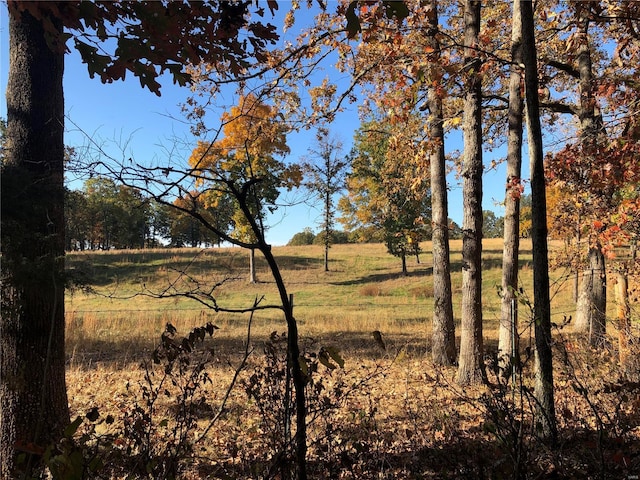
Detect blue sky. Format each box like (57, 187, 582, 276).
(1, 3, 514, 246)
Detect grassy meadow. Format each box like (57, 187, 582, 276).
(65, 238, 575, 362)
(63, 239, 640, 479)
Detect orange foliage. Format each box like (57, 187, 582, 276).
(189, 94, 289, 177)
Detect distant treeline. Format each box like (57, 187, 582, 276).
(286, 209, 513, 247)
(65, 176, 515, 251)
(65, 177, 224, 251)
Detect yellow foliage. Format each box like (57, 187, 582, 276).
(188, 93, 290, 178)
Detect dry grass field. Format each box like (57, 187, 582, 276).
(63, 239, 640, 479)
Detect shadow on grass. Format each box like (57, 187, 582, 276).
(67, 250, 327, 287)
(67, 329, 434, 371)
(330, 267, 434, 286)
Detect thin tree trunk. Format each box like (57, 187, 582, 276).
(521, 0, 557, 445)
(575, 247, 606, 345)
(324, 189, 330, 272)
(575, 265, 593, 332)
(1, 6, 70, 477)
(615, 271, 632, 377)
(590, 246, 607, 345)
(249, 247, 257, 283)
(574, 219, 581, 303)
(231, 179, 307, 478)
(499, 0, 524, 378)
(456, 0, 485, 386)
(427, 0, 456, 366)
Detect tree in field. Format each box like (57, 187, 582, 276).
(82, 177, 150, 250)
(64, 188, 91, 251)
(483, 210, 504, 239)
(146, 199, 173, 248)
(338, 117, 431, 275)
(188, 93, 296, 282)
(456, 0, 486, 386)
(1, 2, 280, 475)
(301, 128, 348, 272)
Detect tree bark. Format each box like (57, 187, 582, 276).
(249, 247, 257, 283)
(615, 271, 632, 377)
(426, 0, 456, 366)
(1, 6, 70, 477)
(581, 244, 607, 347)
(456, 0, 485, 386)
(324, 189, 331, 272)
(575, 246, 606, 345)
(574, 9, 607, 343)
(521, 0, 557, 445)
(499, 0, 524, 378)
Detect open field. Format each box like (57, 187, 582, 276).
(65, 239, 576, 363)
(63, 239, 640, 479)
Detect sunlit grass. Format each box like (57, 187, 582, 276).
(65, 238, 588, 366)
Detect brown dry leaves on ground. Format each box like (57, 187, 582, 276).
(66, 328, 640, 480)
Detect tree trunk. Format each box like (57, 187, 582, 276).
(499, 0, 524, 378)
(521, 0, 557, 445)
(249, 247, 257, 283)
(575, 246, 607, 345)
(324, 190, 331, 272)
(234, 184, 308, 478)
(1, 6, 70, 477)
(427, 0, 456, 366)
(615, 271, 634, 378)
(574, 10, 607, 344)
(456, 0, 485, 386)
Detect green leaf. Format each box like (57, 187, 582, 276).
(64, 416, 84, 438)
(318, 352, 336, 370)
(300, 356, 313, 377)
(324, 346, 345, 369)
(88, 456, 104, 473)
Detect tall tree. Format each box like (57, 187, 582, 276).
(65, 188, 91, 251)
(499, 0, 524, 377)
(301, 128, 348, 272)
(1, 2, 280, 475)
(1, 9, 68, 477)
(82, 177, 150, 250)
(572, 3, 607, 345)
(426, 0, 457, 366)
(456, 0, 486, 386)
(188, 93, 294, 282)
(168, 193, 228, 247)
(339, 117, 431, 274)
(521, 0, 557, 444)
